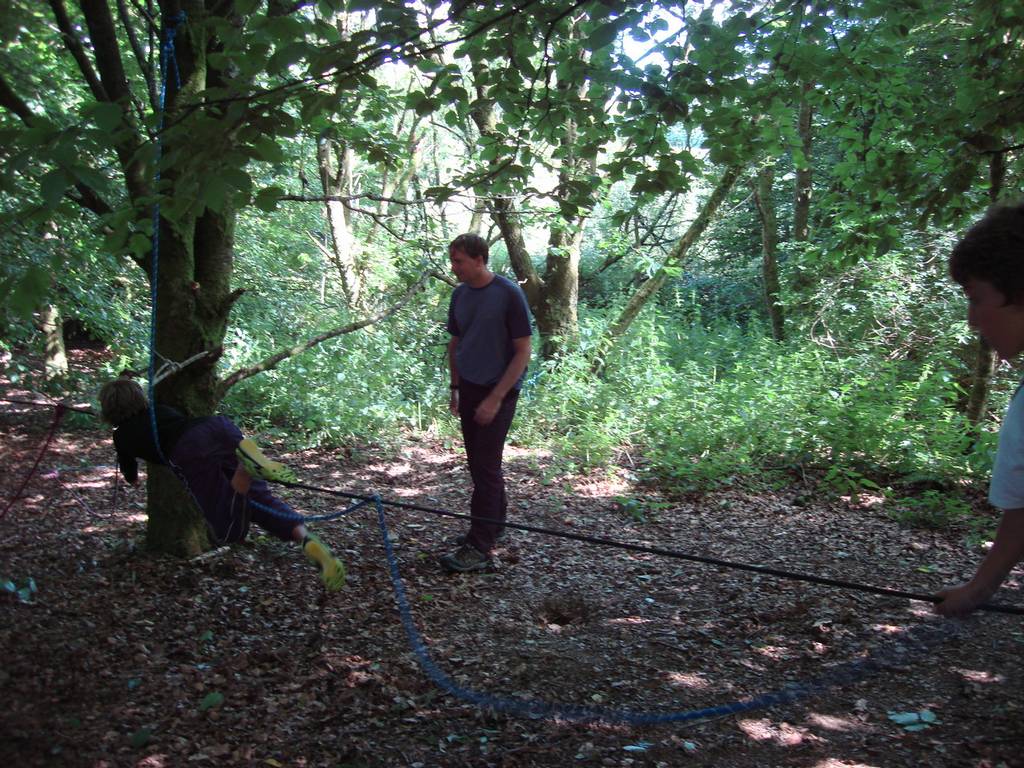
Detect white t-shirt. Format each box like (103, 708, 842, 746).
(990, 382, 1024, 510)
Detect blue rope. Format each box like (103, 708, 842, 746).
(373, 495, 961, 725)
(147, 11, 186, 462)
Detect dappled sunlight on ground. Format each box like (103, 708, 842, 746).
(805, 712, 864, 732)
(954, 667, 1005, 684)
(385, 461, 412, 477)
(737, 717, 820, 746)
(752, 643, 794, 662)
(664, 671, 711, 690)
(869, 623, 905, 635)
(136, 755, 171, 767)
(605, 615, 652, 626)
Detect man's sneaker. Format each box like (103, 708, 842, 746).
(448, 529, 510, 547)
(439, 544, 491, 574)
(236, 438, 298, 484)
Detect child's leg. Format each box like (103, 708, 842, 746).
(247, 482, 345, 591)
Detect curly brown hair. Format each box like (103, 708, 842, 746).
(98, 378, 147, 425)
(949, 202, 1024, 304)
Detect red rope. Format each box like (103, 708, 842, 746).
(1, 404, 66, 519)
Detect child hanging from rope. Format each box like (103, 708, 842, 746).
(937, 202, 1024, 616)
(98, 377, 345, 591)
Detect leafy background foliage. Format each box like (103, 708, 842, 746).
(1, 0, 1022, 539)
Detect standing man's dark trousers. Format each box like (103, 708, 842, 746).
(458, 380, 520, 554)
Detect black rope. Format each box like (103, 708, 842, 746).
(277, 479, 1024, 617)
(3, 390, 1019, 616)
(0, 396, 95, 415)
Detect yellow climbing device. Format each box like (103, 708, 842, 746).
(235, 438, 298, 484)
(303, 533, 346, 591)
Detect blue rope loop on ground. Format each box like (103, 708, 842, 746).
(373, 495, 962, 725)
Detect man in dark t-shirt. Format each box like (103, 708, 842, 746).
(442, 233, 532, 572)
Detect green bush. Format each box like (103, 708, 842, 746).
(887, 490, 972, 529)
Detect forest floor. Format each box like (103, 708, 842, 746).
(2, 351, 1023, 768)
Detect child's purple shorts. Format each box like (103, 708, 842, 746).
(170, 416, 300, 544)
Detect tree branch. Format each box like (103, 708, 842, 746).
(217, 272, 430, 395)
(116, 0, 156, 109)
(77, 0, 147, 200)
(0, 69, 35, 122)
(48, 0, 110, 102)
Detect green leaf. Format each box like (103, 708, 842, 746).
(199, 691, 224, 711)
(414, 97, 439, 117)
(588, 22, 620, 51)
(254, 186, 285, 212)
(425, 185, 454, 203)
(9, 266, 51, 319)
(129, 727, 153, 748)
(268, 42, 310, 75)
(220, 167, 253, 198)
(128, 233, 152, 259)
(40, 169, 68, 208)
(251, 136, 285, 164)
(235, 0, 261, 15)
(88, 102, 125, 132)
(201, 174, 229, 212)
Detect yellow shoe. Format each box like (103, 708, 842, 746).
(235, 438, 298, 484)
(303, 533, 346, 592)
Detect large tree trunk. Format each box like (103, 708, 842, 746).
(318, 138, 361, 307)
(145, 466, 211, 556)
(138, 6, 241, 555)
(144, 201, 239, 555)
(592, 163, 745, 375)
(41, 304, 68, 379)
(964, 149, 1005, 428)
(536, 223, 583, 358)
(752, 165, 785, 342)
(965, 337, 997, 428)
